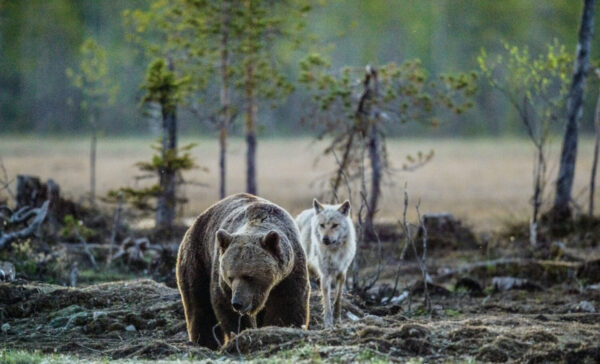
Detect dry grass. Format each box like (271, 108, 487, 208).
(0, 136, 597, 231)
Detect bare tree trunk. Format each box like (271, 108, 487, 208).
(532, 145, 545, 226)
(89, 113, 97, 207)
(356, 66, 381, 238)
(330, 132, 355, 203)
(366, 123, 381, 237)
(553, 0, 595, 219)
(156, 61, 177, 230)
(245, 62, 257, 195)
(590, 69, 600, 216)
(218, 0, 231, 199)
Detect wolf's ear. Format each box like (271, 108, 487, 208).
(216, 229, 232, 252)
(338, 200, 351, 216)
(261, 230, 281, 260)
(313, 199, 324, 214)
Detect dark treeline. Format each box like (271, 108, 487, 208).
(0, 0, 597, 137)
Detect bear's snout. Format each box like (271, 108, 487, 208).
(231, 297, 252, 313)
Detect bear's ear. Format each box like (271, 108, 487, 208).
(313, 199, 324, 214)
(261, 230, 281, 260)
(338, 200, 351, 216)
(216, 229, 232, 252)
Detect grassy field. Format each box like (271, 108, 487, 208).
(0, 136, 597, 231)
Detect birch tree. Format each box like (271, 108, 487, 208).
(66, 38, 118, 207)
(553, 0, 596, 220)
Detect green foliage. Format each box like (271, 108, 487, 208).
(60, 215, 95, 241)
(66, 37, 119, 121)
(124, 0, 315, 127)
(0, 349, 45, 364)
(135, 142, 197, 172)
(300, 55, 477, 127)
(140, 58, 189, 114)
(9, 239, 37, 277)
(107, 143, 198, 212)
(299, 53, 477, 184)
(478, 40, 572, 140)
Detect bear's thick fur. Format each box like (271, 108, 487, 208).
(176, 193, 310, 348)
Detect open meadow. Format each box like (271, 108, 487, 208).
(1, 136, 597, 232)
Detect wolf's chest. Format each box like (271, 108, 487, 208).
(317, 244, 352, 274)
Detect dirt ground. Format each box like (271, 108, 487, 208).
(2, 246, 600, 363)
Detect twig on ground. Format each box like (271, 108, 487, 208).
(415, 201, 431, 313)
(0, 157, 15, 199)
(74, 229, 97, 269)
(212, 323, 222, 347)
(108, 192, 124, 265)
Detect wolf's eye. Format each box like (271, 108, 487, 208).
(228, 276, 234, 282)
(319, 224, 325, 228)
(331, 224, 338, 228)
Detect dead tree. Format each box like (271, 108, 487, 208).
(0, 200, 49, 249)
(356, 66, 383, 238)
(107, 191, 124, 265)
(554, 0, 596, 219)
(15, 175, 44, 209)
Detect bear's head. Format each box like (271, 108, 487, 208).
(216, 229, 288, 316)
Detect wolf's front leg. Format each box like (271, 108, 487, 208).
(333, 272, 345, 323)
(321, 275, 333, 328)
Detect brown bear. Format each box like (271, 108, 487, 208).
(176, 193, 310, 348)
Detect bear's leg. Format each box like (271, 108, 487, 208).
(321, 274, 333, 328)
(212, 297, 256, 345)
(178, 263, 218, 348)
(333, 272, 345, 323)
(261, 270, 310, 328)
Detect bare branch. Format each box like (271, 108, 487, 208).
(0, 200, 49, 249)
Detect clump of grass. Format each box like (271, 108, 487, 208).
(0, 349, 46, 364)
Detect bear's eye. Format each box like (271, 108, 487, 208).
(319, 224, 325, 228)
(331, 224, 338, 228)
(242, 275, 253, 282)
(228, 276, 234, 282)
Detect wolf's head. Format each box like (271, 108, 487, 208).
(312, 199, 352, 247)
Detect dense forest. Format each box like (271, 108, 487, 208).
(0, 0, 597, 137)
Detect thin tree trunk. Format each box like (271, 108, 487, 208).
(245, 62, 257, 195)
(532, 146, 545, 226)
(590, 69, 600, 216)
(330, 132, 355, 203)
(366, 123, 381, 237)
(89, 113, 97, 207)
(156, 61, 177, 230)
(218, 0, 231, 200)
(553, 0, 595, 219)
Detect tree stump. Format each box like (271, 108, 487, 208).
(419, 212, 480, 251)
(46, 179, 61, 234)
(15, 175, 44, 208)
